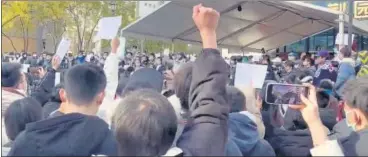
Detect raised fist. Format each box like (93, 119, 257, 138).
(111, 38, 120, 54)
(192, 4, 220, 35)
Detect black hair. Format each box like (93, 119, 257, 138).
(319, 79, 334, 90)
(116, 76, 130, 97)
(50, 83, 64, 102)
(126, 52, 133, 57)
(284, 60, 294, 69)
(4, 97, 42, 140)
(226, 86, 246, 113)
(316, 91, 330, 108)
(2, 63, 23, 87)
(156, 57, 163, 64)
(302, 56, 314, 66)
(343, 76, 368, 115)
(263, 55, 271, 64)
(64, 64, 106, 105)
(112, 89, 177, 156)
(173, 62, 193, 110)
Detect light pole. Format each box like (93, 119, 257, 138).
(347, 0, 354, 52)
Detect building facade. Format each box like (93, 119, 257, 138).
(282, 1, 368, 54)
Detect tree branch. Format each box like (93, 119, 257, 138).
(2, 32, 18, 52)
(2, 15, 19, 27)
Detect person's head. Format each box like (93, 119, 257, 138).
(4, 97, 42, 141)
(141, 55, 149, 66)
(2, 63, 27, 91)
(148, 53, 155, 62)
(112, 89, 177, 156)
(22, 53, 27, 58)
(126, 52, 133, 59)
(262, 55, 271, 65)
(302, 56, 314, 67)
(103, 52, 109, 58)
(15, 53, 20, 58)
(50, 83, 64, 103)
(226, 86, 246, 113)
(173, 62, 193, 111)
(155, 57, 163, 65)
(283, 60, 294, 73)
(32, 53, 37, 57)
(338, 46, 351, 60)
(300, 52, 307, 59)
(134, 57, 142, 67)
(288, 53, 297, 61)
(122, 68, 164, 97)
(60, 64, 106, 115)
(315, 50, 329, 65)
(342, 76, 368, 132)
(46, 54, 52, 60)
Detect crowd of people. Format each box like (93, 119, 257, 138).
(2, 4, 368, 156)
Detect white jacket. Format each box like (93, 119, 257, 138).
(310, 140, 344, 156)
(97, 53, 120, 126)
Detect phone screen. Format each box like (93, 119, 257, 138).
(266, 84, 308, 105)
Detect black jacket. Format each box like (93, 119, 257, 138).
(176, 49, 229, 156)
(30, 68, 57, 106)
(8, 113, 118, 156)
(267, 128, 313, 156)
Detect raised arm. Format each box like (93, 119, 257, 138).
(177, 4, 230, 156)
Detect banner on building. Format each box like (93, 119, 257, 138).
(354, 1, 368, 19)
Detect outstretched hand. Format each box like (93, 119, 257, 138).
(289, 83, 321, 126)
(111, 38, 120, 54)
(289, 83, 329, 146)
(51, 56, 61, 70)
(192, 4, 219, 49)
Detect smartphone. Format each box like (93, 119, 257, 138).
(265, 83, 309, 105)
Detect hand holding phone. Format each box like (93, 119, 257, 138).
(265, 83, 309, 105)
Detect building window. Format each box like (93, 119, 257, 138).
(309, 29, 335, 52)
(286, 40, 306, 53)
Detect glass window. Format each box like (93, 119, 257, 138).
(308, 29, 335, 52)
(363, 36, 368, 50)
(286, 40, 306, 53)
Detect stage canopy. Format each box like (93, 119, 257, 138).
(122, 1, 368, 52)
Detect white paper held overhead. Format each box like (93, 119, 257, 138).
(54, 38, 71, 61)
(95, 16, 122, 40)
(234, 63, 268, 89)
(335, 33, 355, 46)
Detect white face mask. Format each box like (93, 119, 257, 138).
(345, 111, 357, 131)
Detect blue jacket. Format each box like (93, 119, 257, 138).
(335, 58, 356, 96)
(226, 113, 275, 156)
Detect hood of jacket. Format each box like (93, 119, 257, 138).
(1, 88, 26, 116)
(8, 113, 117, 156)
(123, 68, 163, 96)
(227, 113, 275, 156)
(340, 58, 356, 67)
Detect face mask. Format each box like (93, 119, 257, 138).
(323, 89, 333, 96)
(333, 48, 339, 54)
(345, 111, 357, 131)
